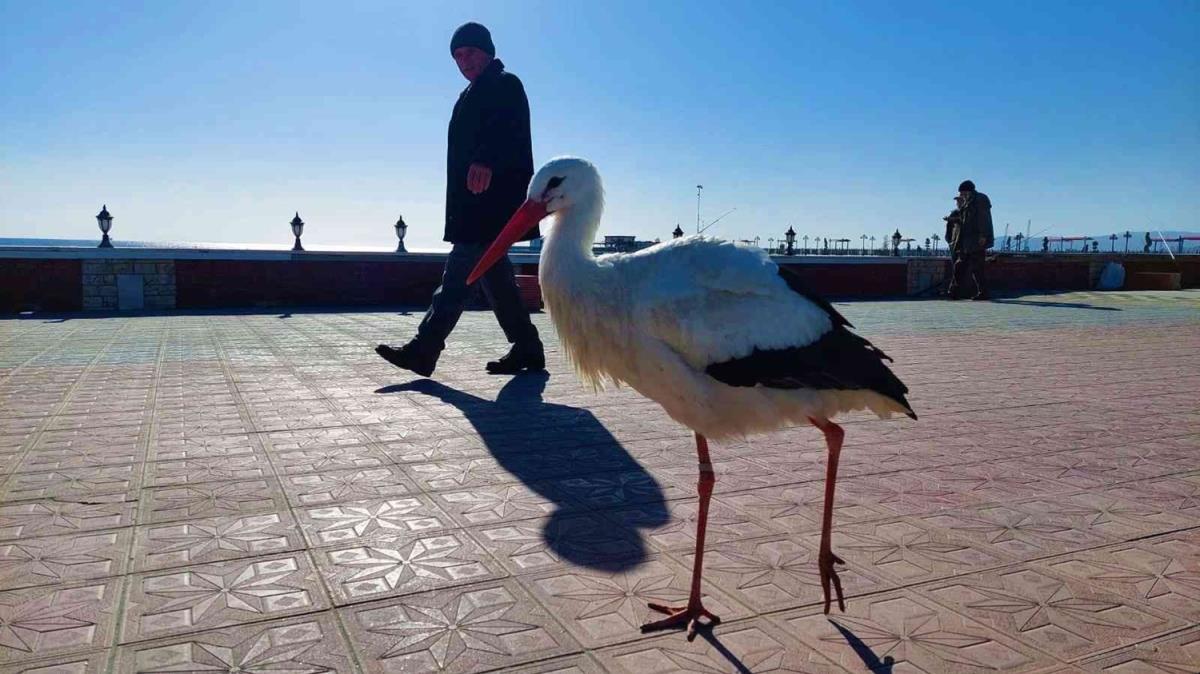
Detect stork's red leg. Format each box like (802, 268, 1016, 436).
(641, 432, 721, 640)
(810, 417, 847, 614)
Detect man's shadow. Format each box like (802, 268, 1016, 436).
(378, 372, 667, 571)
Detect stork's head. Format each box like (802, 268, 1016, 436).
(467, 157, 602, 284)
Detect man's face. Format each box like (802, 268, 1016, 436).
(958, 190, 971, 201)
(453, 46, 492, 82)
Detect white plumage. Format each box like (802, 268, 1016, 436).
(529, 160, 910, 439)
(468, 156, 915, 638)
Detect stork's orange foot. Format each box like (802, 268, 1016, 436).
(819, 548, 847, 614)
(641, 601, 721, 641)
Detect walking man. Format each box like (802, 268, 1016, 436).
(377, 22, 543, 377)
(948, 180, 994, 300)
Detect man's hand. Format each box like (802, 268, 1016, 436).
(467, 163, 493, 195)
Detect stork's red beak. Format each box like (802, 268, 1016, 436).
(467, 199, 549, 285)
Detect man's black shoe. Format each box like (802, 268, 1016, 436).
(486, 344, 545, 375)
(375, 343, 436, 377)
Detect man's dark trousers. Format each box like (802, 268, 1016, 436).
(413, 242, 539, 355)
(951, 251, 988, 298)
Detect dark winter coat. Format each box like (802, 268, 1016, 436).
(444, 58, 537, 244)
(954, 191, 995, 253)
(944, 209, 961, 246)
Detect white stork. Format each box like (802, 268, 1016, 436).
(468, 157, 916, 639)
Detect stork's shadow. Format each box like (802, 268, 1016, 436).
(378, 372, 666, 571)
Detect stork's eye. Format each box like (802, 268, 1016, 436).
(547, 176, 564, 190)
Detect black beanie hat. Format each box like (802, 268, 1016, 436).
(450, 22, 495, 57)
(958, 180, 976, 192)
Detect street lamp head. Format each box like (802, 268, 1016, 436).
(672, 224, 684, 239)
(96, 205, 113, 234)
(290, 212, 304, 238)
(784, 226, 796, 243)
(394, 215, 408, 240)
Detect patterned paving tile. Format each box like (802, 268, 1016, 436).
(518, 556, 749, 648)
(0, 530, 131, 590)
(432, 482, 574, 527)
(281, 466, 415, 507)
(143, 454, 274, 487)
(1041, 542, 1200, 623)
(122, 553, 329, 642)
(717, 482, 894, 533)
(15, 445, 144, 473)
(672, 535, 891, 613)
(139, 478, 287, 524)
(602, 498, 773, 554)
(916, 503, 1109, 559)
(0, 580, 121, 666)
(1011, 491, 1200, 541)
(1136, 529, 1200, 568)
(1078, 625, 1200, 673)
(113, 613, 355, 673)
(403, 457, 514, 491)
(779, 590, 1056, 674)
(466, 511, 646, 576)
(272, 444, 391, 475)
(0, 501, 136, 542)
(596, 618, 848, 673)
(923, 564, 1187, 662)
(0, 650, 110, 673)
(340, 579, 578, 674)
(0, 465, 141, 504)
(817, 517, 1012, 586)
(132, 511, 304, 572)
(1100, 477, 1200, 519)
(260, 426, 370, 452)
(839, 472, 980, 517)
(296, 496, 455, 547)
(147, 433, 258, 462)
(313, 529, 504, 604)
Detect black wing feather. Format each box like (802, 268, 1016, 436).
(704, 267, 916, 419)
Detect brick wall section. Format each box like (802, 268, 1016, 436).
(175, 259, 445, 309)
(776, 262, 908, 297)
(907, 258, 950, 294)
(81, 260, 176, 310)
(0, 259, 81, 312)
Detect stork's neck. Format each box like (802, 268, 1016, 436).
(541, 189, 604, 276)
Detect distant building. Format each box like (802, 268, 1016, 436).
(595, 235, 656, 254)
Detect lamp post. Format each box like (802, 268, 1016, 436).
(290, 212, 305, 251)
(801, 234, 809, 255)
(860, 234, 868, 254)
(870, 235, 877, 254)
(932, 233, 940, 254)
(768, 237, 774, 253)
(1123, 230, 1131, 253)
(673, 224, 684, 239)
(1108, 233, 1116, 252)
(95, 205, 114, 248)
(753, 235, 760, 249)
(394, 215, 408, 253)
(891, 229, 901, 256)
(785, 226, 796, 256)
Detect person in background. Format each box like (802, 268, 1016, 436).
(942, 196, 963, 297)
(377, 22, 544, 377)
(948, 180, 994, 300)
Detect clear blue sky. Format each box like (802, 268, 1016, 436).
(2, 1, 1197, 251)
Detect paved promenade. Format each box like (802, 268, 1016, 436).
(1, 290, 1197, 673)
